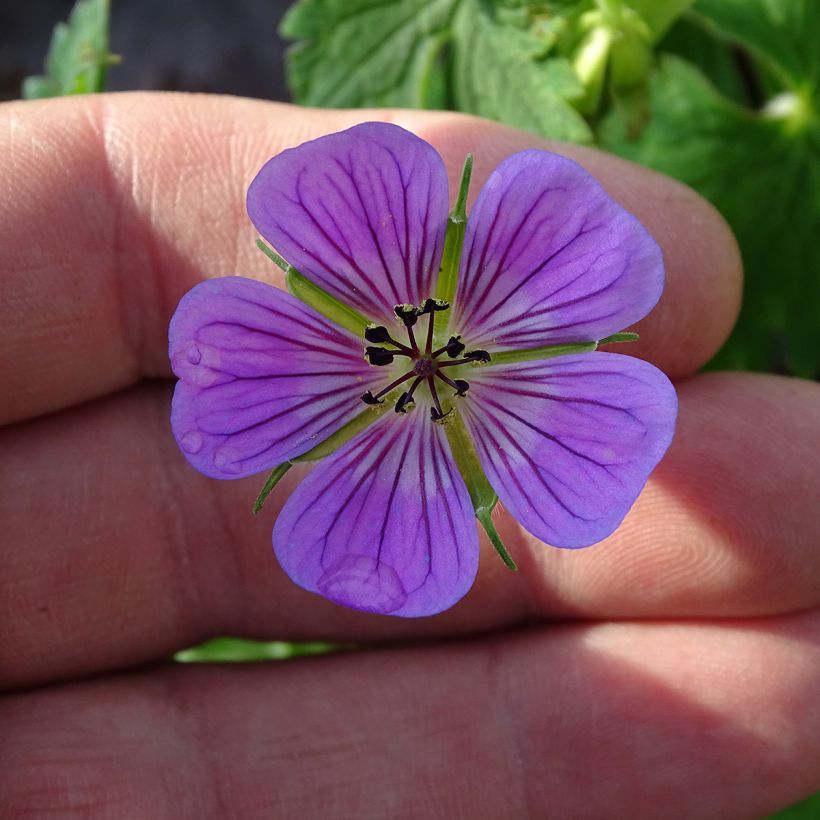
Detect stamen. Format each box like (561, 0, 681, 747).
(432, 336, 465, 359)
(437, 349, 492, 368)
(360, 391, 383, 405)
(362, 297, 489, 418)
(364, 325, 391, 343)
(395, 304, 419, 327)
(365, 325, 415, 355)
(360, 372, 416, 406)
(395, 376, 423, 414)
(418, 298, 449, 315)
(435, 371, 470, 396)
(365, 346, 396, 366)
(428, 377, 451, 422)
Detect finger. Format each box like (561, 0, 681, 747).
(3, 612, 819, 819)
(0, 93, 740, 425)
(3, 372, 820, 689)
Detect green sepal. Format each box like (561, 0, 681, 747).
(489, 332, 639, 366)
(598, 331, 640, 344)
(490, 341, 597, 366)
(476, 508, 517, 571)
(252, 403, 391, 514)
(292, 404, 391, 462)
(435, 154, 473, 312)
(253, 463, 293, 514)
(443, 412, 517, 571)
(255, 238, 371, 337)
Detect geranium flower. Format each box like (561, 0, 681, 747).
(169, 122, 677, 617)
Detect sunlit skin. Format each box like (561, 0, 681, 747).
(2, 94, 820, 818)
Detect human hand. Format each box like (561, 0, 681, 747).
(1, 93, 819, 818)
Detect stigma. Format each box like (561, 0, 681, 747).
(360, 300, 490, 422)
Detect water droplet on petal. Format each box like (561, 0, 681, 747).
(213, 447, 242, 475)
(180, 431, 203, 454)
(186, 344, 202, 365)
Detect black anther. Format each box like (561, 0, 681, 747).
(430, 407, 452, 422)
(361, 391, 383, 405)
(445, 336, 465, 358)
(453, 379, 470, 396)
(364, 325, 391, 343)
(418, 298, 449, 315)
(465, 349, 491, 363)
(366, 346, 394, 366)
(395, 392, 415, 414)
(394, 304, 419, 327)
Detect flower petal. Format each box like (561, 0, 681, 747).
(453, 150, 663, 349)
(460, 353, 677, 547)
(247, 122, 449, 324)
(169, 276, 381, 479)
(273, 412, 478, 617)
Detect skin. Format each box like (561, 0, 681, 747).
(1, 93, 819, 819)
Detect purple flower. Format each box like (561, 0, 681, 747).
(169, 122, 677, 617)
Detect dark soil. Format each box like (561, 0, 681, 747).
(0, 0, 293, 101)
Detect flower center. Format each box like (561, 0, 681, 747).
(360, 299, 490, 422)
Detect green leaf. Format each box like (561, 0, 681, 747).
(628, 0, 696, 43)
(765, 789, 820, 820)
(658, 16, 752, 106)
(601, 55, 820, 375)
(22, 0, 115, 99)
(450, 0, 592, 142)
(174, 637, 338, 663)
(690, 0, 820, 90)
(281, 0, 592, 142)
(281, 0, 458, 109)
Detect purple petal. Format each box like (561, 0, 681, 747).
(247, 122, 449, 324)
(460, 353, 677, 547)
(273, 412, 478, 617)
(169, 276, 381, 479)
(453, 150, 663, 349)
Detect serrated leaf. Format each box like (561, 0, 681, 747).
(281, 0, 592, 142)
(22, 0, 114, 99)
(601, 55, 820, 376)
(450, 0, 592, 142)
(281, 0, 459, 108)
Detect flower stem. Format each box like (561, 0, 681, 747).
(435, 154, 473, 314)
(255, 238, 372, 337)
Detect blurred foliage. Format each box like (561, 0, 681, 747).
(771, 791, 820, 820)
(174, 637, 340, 663)
(282, 0, 820, 376)
(604, 0, 820, 375)
(22, 0, 117, 99)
